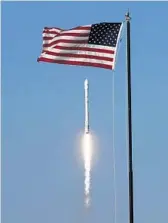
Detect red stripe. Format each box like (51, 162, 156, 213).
(43, 33, 89, 40)
(43, 39, 88, 48)
(44, 27, 63, 31)
(43, 30, 60, 35)
(43, 50, 113, 62)
(43, 27, 90, 35)
(37, 57, 112, 70)
(44, 26, 90, 31)
(58, 33, 89, 37)
(69, 26, 91, 31)
(43, 37, 55, 41)
(53, 45, 115, 54)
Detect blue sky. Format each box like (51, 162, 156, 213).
(2, 1, 168, 223)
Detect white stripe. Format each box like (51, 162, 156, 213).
(43, 26, 91, 34)
(72, 25, 91, 28)
(40, 53, 114, 66)
(44, 28, 62, 33)
(113, 22, 124, 70)
(43, 29, 91, 39)
(44, 47, 114, 58)
(43, 33, 58, 38)
(43, 43, 115, 52)
(43, 35, 89, 45)
(61, 29, 91, 34)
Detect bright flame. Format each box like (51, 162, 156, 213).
(82, 133, 93, 208)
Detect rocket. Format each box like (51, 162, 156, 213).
(84, 79, 89, 134)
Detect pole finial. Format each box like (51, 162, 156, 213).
(125, 9, 131, 21)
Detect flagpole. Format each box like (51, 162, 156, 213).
(125, 11, 134, 223)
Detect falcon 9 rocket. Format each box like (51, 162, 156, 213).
(84, 79, 89, 134)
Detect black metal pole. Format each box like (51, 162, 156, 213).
(125, 12, 134, 223)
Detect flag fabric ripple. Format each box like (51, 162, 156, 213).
(37, 22, 123, 70)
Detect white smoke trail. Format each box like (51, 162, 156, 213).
(82, 133, 93, 208)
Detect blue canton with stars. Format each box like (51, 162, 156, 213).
(88, 23, 122, 47)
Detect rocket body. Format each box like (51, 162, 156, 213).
(84, 79, 89, 134)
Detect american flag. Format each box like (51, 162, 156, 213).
(37, 22, 123, 70)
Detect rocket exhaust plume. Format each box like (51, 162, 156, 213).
(82, 132, 93, 208)
(82, 79, 92, 208)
